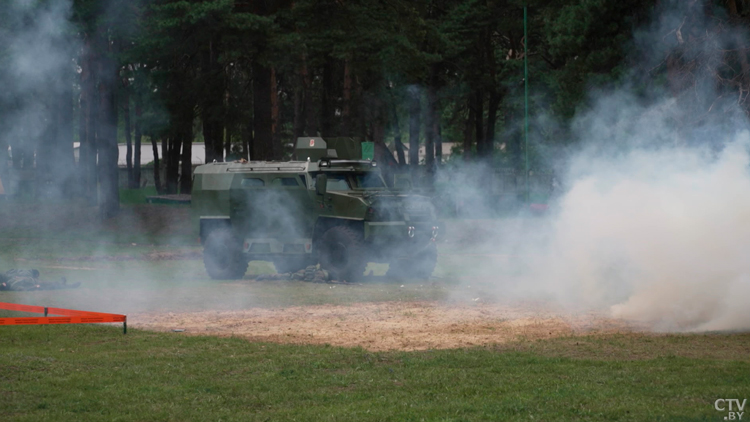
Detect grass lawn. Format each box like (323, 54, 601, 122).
(0, 203, 748, 421)
(1, 324, 747, 421)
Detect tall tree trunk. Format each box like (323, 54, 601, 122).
(123, 80, 134, 188)
(134, 93, 142, 188)
(425, 64, 441, 179)
(370, 98, 399, 185)
(252, 61, 274, 160)
(293, 66, 305, 140)
(56, 83, 75, 198)
(151, 137, 162, 194)
(389, 99, 406, 165)
(36, 104, 56, 197)
(425, 88, 436, 178)
(302, 58, 317, 136)
(407, 86, 421, 167)
(203, 120, 222, 163)
(180, 106, 194, 194)
(506, 107, 523, 188)
(202, 39, 224, 164)
(356, 79, 367, 140)
(341, 59, 353, 136)
(270, 68, 281, 159)
(79, 39, 97, 204)
(244, 111, 253, 160)
(38, 80, 75, 199)
(321, 57, 335, 136)
(485, 90, 500, 157)
(97, 37, 120, 219)
(224, 125, 230, 160)
(435, 117, 442, 166)
(0, 128, 6, 195)
(162, 137, 172, 193)
(464, 98, 474, 161)
(474, 90, 485, 157)
(165, 137, 180, 194)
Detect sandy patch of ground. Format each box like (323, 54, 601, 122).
(130, 301, 642, 351)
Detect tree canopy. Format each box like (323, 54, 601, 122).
(1, 0, 749, 211)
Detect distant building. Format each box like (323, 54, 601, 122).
(392, 142, 456, 164)
(73, 143, 207, 188)
(67, 143, 208, 167)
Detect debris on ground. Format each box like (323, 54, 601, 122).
(0, 269, 80, 291)
(130, 301, 643, 352)
(254, 265, 344, 284)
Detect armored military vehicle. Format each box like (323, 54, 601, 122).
(192, 137, 441, 281)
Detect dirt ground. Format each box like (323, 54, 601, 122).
(130, 301, 640, 351)
(0, 203, 644, 351)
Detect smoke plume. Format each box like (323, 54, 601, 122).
(506, 1, 750, 332)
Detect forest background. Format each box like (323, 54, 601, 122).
(1, 0, 748, 218)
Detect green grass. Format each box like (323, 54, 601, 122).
(1, 203, 748, 421)
(119, 187, 159, 204)
(1, 324, 747, 421)
(0, 201, 196, 255)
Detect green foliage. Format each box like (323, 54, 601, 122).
(119, 187, 158, 204)
(541, 0, 655, 118)
(7, 0, 748, 198)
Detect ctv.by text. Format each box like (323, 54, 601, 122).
(715, 399, 747, 420)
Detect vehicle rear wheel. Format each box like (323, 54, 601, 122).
(387, 243, 437, 280)
(203, 228, 248, 280)
(318, 226, 367, 282)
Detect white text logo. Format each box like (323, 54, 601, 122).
(715, 399, 747, 420)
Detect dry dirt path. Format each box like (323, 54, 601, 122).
(130, 301, 640, 351)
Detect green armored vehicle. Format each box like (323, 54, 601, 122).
(192, 137, 441, 281)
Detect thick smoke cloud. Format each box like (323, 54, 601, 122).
(491, 1, 750, 332)
(0, 0, 77, 195)
(536, 131, 750, 331)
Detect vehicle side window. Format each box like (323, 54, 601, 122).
(326, 175, 351, 191)
(356, 173, 385, 188)
(298, 175, 308, 188)
(271, 177, 300, 187)
(241, 178, 265, 187)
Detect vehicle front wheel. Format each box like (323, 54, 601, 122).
(203, 228, 248, 280)
(318, 226, 367, 282)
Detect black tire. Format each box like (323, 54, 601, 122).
(203, 228, 248, 280)
(318, 226, 367, 282)
(273, 257, 314, 274)
(387, 242, 437, 280)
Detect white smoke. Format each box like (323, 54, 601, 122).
(535, 131, 750, 331)
(0, 0, 77, 195)
(530, 2, 750, 332)
(454, 1, 750, 333)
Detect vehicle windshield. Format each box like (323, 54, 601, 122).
(354, 172, 386, 189)
(318, 172, 386, 191)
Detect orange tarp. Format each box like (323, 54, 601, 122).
(0, 302, 127, 333)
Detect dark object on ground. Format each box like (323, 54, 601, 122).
(0, 269, 80, 291)
(146, 194, 191, 205)
(255, 265, 335, 284)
